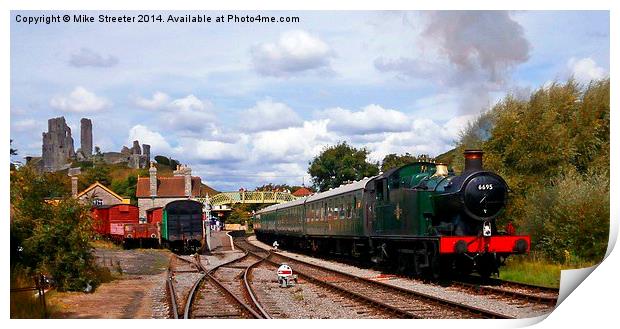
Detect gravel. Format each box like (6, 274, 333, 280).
(247, 236, 554, 319)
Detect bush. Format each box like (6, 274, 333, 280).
(455, 78, 610, 265)
(11, 166, 103, 292)
(521, 169, 609, 264)
(154, 155, 169, 166)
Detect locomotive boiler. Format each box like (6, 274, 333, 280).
(253, 150, 530, 278)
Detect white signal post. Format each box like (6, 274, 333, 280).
(277, 264, 297, 288)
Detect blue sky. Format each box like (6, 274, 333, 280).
(10, 10, 609, 191)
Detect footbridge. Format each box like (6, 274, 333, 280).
(194, 191, 298, 211)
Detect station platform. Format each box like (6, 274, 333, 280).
(207, 230, 234, 252)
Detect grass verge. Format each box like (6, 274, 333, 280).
(500, 254, 598, 288)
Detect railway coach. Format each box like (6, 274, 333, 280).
(254, 150, 530, 278)
(161, 200, 205, 253)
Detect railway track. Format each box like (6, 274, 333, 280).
(235, 238, 510, 319)
(450, 277, 558, 306)
(186, 252, 270, 319)
(166, 255, 204, 319)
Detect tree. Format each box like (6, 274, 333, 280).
(454, 78, 610, 263)
(10, 139, 18, 155)
(79, 165, 112, 190)
(154, 155, 170, 166)
(10, 166, 103, 291)
(10, 139, 20, 170)
(308, 142, 379, 192)
(381, 153, 432, 171)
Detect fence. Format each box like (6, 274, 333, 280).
(10, 274, 49, 316)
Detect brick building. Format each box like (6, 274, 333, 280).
(77, 181, 131, 207)
(135, 164, 214, 219)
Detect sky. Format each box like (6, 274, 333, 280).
(9, 10, 610, 191)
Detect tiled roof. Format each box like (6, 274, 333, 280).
(292, 187, 312, 197)
(136, 176, 204, 198)
(77, 181, 125, 201)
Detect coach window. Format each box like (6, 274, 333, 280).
(321, 201, 327, 221)
(376, 179, 385, 201)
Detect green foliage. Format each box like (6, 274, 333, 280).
(521, 169, 609, 263)
(308, 142, 379, 192)
(11, 166, 104, 292)
(10, 265, 54, 318)
(111, 174, 138, 204)
(455, 78, 610, 263)
(381, 153, 432, 171)
(227, 204, 254, 225)
(169, 158, 180, 170)
(154, 155, 170, 166)
(79, 165, 112, 190)
(381, 153, 416, 171)
(254, 183, 305, 193)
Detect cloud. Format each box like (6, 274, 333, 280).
(127, 125, 173, 154)
(320, 104, 410, 135)
(568, 57, 607, 83)
(250, 120, 334, 164)
(50, 86, 110, 113)
(366, 116, 473, 161)
(133, 93, 215, 133)
(421, 11, 530, 84)
(133, 92, 170, 110)
(164, 95, 215, 133)
(241, 99, 302, 132)
(12, 119, 40, 132)
(69, 48, 118, 68)
(375, 11, 531, 114)
(184, 139, 248, 163)
(251, 30, 334, 77)
(169, 94, 210, 112)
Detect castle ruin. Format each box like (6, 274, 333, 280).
(37, 116, 150, 172)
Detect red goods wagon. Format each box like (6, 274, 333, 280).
(91, 207, 110, 235)
(124, 223, 159, 240)
(146, 207, 163, 224)
(90, 204, 139, 240)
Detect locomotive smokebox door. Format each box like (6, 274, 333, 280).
(277, 264, 296, 287)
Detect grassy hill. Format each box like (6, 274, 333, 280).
(72, 159, 218, 204)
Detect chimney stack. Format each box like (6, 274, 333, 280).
(463, 150, 484, 173)
(68, 167, 81, 197)
(184, 165, 192, 197)
(149, 162, 157, 197)
(71, 176, 78, 197)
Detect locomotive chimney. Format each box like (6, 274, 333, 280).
(149, 162, 157, 197)
(463, 149, 484, 172)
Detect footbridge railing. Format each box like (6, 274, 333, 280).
(205, 191, 298, 207)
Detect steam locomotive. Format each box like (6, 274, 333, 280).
(253, 150, 530, 278)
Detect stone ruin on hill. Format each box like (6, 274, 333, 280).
(35, 116, 150, 172)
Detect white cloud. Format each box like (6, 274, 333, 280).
(127, 125, 174, 154)
(321, 104, 410, 135)
(12, 119, 40, 132)
(250, 120, 334, 164)
(568, 57, 607, 83)
(242, 99, 302, 132)
(133, 92, 170, 110)
(69, 48, 118, 68)
(169, 94, 210, 112)
(251, 30, 334, 77)
(185, 139, 247, 162)
(164, 95, 215, 133)
(132, 93, 215, 133)
(50, 86, 110, 113)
